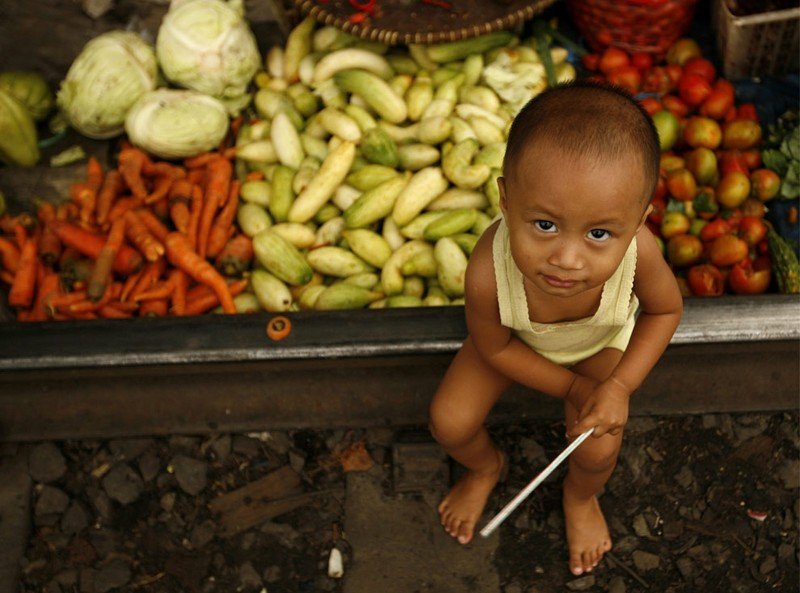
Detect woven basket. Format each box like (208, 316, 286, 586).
(566, 0, 698, 56)
(292, 0, 558, 45)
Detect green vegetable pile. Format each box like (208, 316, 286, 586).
(762, 110, 800, 200)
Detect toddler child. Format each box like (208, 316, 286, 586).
(429, 80, 683, 576)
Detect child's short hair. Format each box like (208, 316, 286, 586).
(503, 80, 660, 203)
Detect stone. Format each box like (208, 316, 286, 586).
(614, 536, 639, 555)
(565, 575, 595, 590)
(645, 445, 663, 462)
(241, 532, 257, 551)
(519, 437, 546, 464)
(504, 583, 523, 593)
(35, 485, 69, 517)
(777, 459, 799, 489)
(608, 576, 626, 593)
(232, 436, 260, 457)
(79, 568, 96, 593)
(263, 564, 282, 583)
(701, 414, 718, 429)
(632, 514, 652, 538)
(662, 519, 683, 540)
(190, 520, 216, 550)
(632, 550, 660, 572)
(210, 435, 231, 462)
(288, 448, 306, 474)
(55, 569, 79, 586)
(620, 446, 649, 482)
(61, 501, 89, 535)
(261, 521, 302, 549)
(170, 455, 207, 496)
(29, 443, 67, 483)
(778, 543, 795, 561)
(265, 431, 293, 455)
(93, 559, 131, 593)
(732, 414, 769, 446)
(102, 464, 143, 505)
(759, 556, 777, 574)
(168, 436, 200, 452)
(676, 557, 694, 580)
(675, 466, 694, 490)
(108, 439, 153, 461)
(160, 492, 176, 513)
(138, 452, 161, 483)
(86, 488, 113, 522)
(238, 561, 262, 588)
(626, 417, 658, 434)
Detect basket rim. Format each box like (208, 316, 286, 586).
(292, 0, 559, 45)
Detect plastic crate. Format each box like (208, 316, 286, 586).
(712, 0, 800, 79)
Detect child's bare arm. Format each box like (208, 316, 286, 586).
(570, 226, 683, 437)
(464, 222, 580, 399)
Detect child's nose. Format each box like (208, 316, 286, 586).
(547, 241, 584, 271)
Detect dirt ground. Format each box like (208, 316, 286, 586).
(15, 411, 800, 593)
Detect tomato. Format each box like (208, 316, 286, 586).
(736, 103, 759, 122)
(713, 78, 735, 99)
(741, 149, 762, 170)
(639, 97, 662, 116)
(661, 211, 691, 239)
(643, 66, 672, 94)
(665, 64, 683, 88)
(709, 234, 749, 266)
(682, 57, 716, 82)
(699, 218, 731, 242)
(728, 261, 770, 294)
(653, 175, 668, 202)
(683, 117, 722, 149)
(667, 234, 703, 267)
(749, 168, 781, 201)
(738, 216, 767, 246)
(699, 90, 734, 120)
(599, 47, 631, 75)
(740, 198, 767, 219)
(631, 52, 653, 71)
(722, 120, 762, 150)
(662, 94, 690, 117)
(581, 53, 600, 71)
(666, 168, 697, 201)
(687, 264, 725, 296)
(719, 150, 749, 176)
(666, 38, 702, 66)
(608, 65, 642, 94)
(717, 171, 751, 209)
(678, 74, 713, 106)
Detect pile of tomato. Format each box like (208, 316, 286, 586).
(581, 39, 781, 296)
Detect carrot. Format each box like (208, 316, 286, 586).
(165, 231, 236, 313)
(0, 237, 21, 272)
(187, 168, 205, 186)
(169, 178, 193, 201)
(57, 202, 79, 222)
(129, 259, 166, 301)
(8, 238, 38, 308)
(29, 272, 60, 321)
(118, 147, 150, 200)
(170, 199, 191, 235)
(120, 270, 142, 302)
(152, 198, 169, 221)
(107, 196, 140, 223)
(184, 152, 220, 169)
(170, 269, 188, 316)
(47, 290, 88, 313)
(99, 305, 132, 319)
(14, 223, 28, 251)
(37, 202, 57, 225)
(70, 183, 97, 226)
(96, 170, 124, 226)
(87, 217, 126, 300)
(144, 175, 174, 205)
(0, 270, 14, 285)
(139, 299, 168, 316)
(196, 157, 232, 258)
(133, 280, 174, 302)
(67, 311, 99, 320)
(245, 171, 265, 182)
(52, 221, 142, 276)
(124, 210, 164, 262)
(108, 300, 138, 313)
(206, 180, 240, 258)
(187, 184, 203, 250)
(135, 209, 170, 243)
(86, 156, 104, 192)
(142, 161, 184, 179)
(214, 234, 253, 276)
(184, 278, 248, 315)
(38, 223, 62, 267)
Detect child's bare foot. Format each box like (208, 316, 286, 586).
(563, 490, 612, 575)
(438, 450, 504, 544)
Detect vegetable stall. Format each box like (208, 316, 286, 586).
(0, 0, 797, 441)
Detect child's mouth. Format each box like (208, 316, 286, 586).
(543, 275, 578, 289)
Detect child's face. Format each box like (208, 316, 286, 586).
(499, 143, 651, 299)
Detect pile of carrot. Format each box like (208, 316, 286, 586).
(0, 142, 255, 321)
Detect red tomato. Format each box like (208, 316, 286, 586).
(653, 175, 668, 202)
(639, 97, 663, 116)
(665, 64, 683, 88)
(713, 78, 735, 99)
(662, 95, 690, 117)
(724, 106, 738, 122)
(699, 90, 734, 120)
(709, 234, 749, 266)
(737, 103, 759, 122)
(581, 53, 600, 71)
(719, 150, 749, 176)
(699, 218, 731, 242)
(687, 264, 725, 296)
(643, 66, 672, 94)
(679, 74, 713, 106)
(608, 65, 642, 94)
(599, 47, 631, 75)
(631, 52, 654, 71)
(738, 216, 767, 246)
(741, 149, 762, 170)
(728, 262, 770, 294)
(682, 57, 716, 82)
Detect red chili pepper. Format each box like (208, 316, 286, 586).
(348, 11, 368, 23)
(349, 0, 376, 14)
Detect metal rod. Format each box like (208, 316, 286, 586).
(480, 427, 594, 538)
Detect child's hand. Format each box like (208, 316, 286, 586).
(568, 377, 631, 439)
(565, 374, 600, 412)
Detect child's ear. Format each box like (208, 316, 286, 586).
(637, 203, 653, 232)
(498, 177, 507, 214)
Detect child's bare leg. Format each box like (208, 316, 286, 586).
(563, 348, 625, 575)
(429, 336, 513, 544)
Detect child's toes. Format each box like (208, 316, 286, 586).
(456, 521, 474, 544)
(569, 552, 584, 575)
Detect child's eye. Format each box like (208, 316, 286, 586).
(588, 229, 611, 241)
(534, 220, 557, 233)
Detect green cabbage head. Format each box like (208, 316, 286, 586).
(125, 89, 230, 159)
(0, 71, 54, 121)
(57, 31, 158, 139)
(157, 0, 259, 108)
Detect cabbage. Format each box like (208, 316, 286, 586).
(125, 89, 229, 159)
(156, 0, 259, 112)
(57, 31, 158, 139)
(0, 71, 54, 121)
(0, 87, 39, 166)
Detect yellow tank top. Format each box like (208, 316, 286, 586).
(492, 217, 639, 366)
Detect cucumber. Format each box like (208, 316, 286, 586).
(767, 228, 800, 294)
(253, 228, 313, 286)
